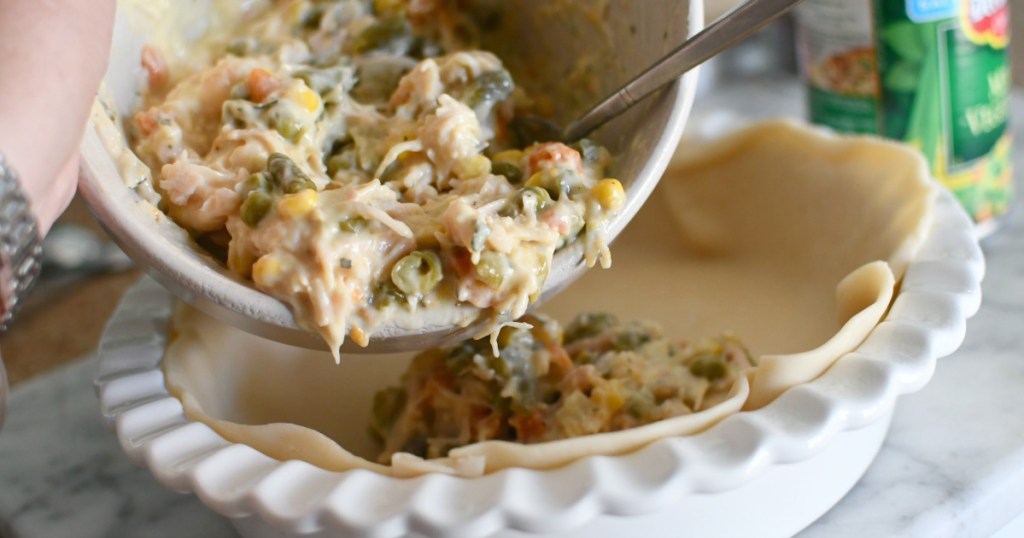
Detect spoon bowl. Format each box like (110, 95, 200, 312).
(80, 0, 704, 353)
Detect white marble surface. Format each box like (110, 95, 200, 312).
(800, 214, 1024, 537)
(0, 81, 1022, 538)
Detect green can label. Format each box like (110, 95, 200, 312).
(797, 0, 1012, 227)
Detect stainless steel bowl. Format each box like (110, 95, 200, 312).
(79, 0, 701, 353)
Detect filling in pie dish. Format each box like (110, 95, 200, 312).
(129, 0, 624, 357)
(371, 312, 756, 461)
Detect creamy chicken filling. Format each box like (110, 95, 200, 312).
(131, 0, 624, 357)
(370, 313, 756, 461)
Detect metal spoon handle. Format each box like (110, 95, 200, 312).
(563, 0, 805, 141)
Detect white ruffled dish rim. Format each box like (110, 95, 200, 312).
(95, 187, 983, 537)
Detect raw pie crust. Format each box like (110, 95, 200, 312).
(164, 120, 935, 477)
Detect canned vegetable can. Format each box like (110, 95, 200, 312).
(796, 0, 1012, 234)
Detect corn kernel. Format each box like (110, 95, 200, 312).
(491, 149, 523, 165)
(289, 83, 321, 113)
(592, 384, 625, 413)
(591, 178, 625, 212)
(277, 189, 319, 219)
(525, 170, 547, 188)
(453, 154, 492, 179)
(285, 2, 307, 25)
(373, 0, 406, 16)
(228, 247, 256, 278)
(351, 326, 369, 347)
(252, 255, 283, 284)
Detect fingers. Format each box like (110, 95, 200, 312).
(26, 152, 79, 237)
(0, 0, 115, 233)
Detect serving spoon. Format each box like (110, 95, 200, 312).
(512, 0, 806, 145)
(81, 0, 804, 355)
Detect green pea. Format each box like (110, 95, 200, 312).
(391, 250, 443, 296)
(564, 312, 618, 343)
(371, 281, 407, 309)
(241, 172, 269, 196)
(338, 216, 369, 233)
(241, 190, 274, 227)
(533, 168, 581, 199)
(523, 186, 552, 210)
(499, 186, 552, 217)
(468, 70, 514, 108)
(369, 386, 406, 440)
(327, 151, 359, 178)
(689, 355, 729, 381)
(445, 341, 483, 375)
(475, 250, 510, 289)
(352, 17, 413, 55)
(283, 179, 315, 194)
(352, 61, 410, 104)
(570, 138, 602, 164)
(222, 100, 256, 129)
(226, 37, 257, 56)
(625, 392, 657, 418)
(272, 116, 305, 143)
(491, 161, 522, 184)
(555, 212, 585, 249)
(613, 329, 652, 352)
(495, 327, 535, 373)
(296, 66, 351, 96)
(267, 153, 315, 193)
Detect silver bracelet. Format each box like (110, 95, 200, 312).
(0, 151, 43, 333)
(0, 151, 42, 429)
(0, 347, 6, 428)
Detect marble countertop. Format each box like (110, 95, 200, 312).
(1, 82, 1022, 538)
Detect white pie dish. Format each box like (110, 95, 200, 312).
(94, 119, 984, 536)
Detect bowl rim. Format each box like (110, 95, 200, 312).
(94, 164, 984, 537)
(77, 1, 702, 354)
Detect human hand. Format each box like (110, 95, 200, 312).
(0, 0, 116, 235)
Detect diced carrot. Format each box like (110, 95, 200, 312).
(450, 247, 475, 278)
(134, 110, 159, 137)
(247, 68, 283, 104)
(540, 207, 569, 235)
(546, 341, 573, 375)
(473, 409, 504, 440)
(141, 45, 169, 89)
(510, 412, 547, 442)
(526, 142, 583, 176)
(561, 365, 598, 394)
